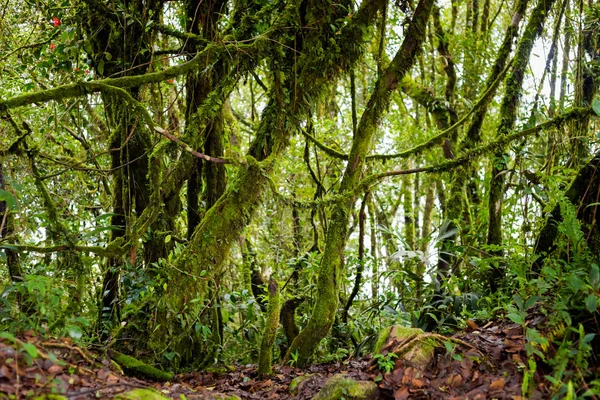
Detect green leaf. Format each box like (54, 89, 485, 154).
(507, 312, 525, 325)
(47, 352, 67, 366)
(97, 59, 104, 75)
(592, 97, 600, 116)
(68, 326, 83, 340)
(0, 332, 17, 343)
(0, 189, 18, 210)
(590, 264, 600, 290)
(585, 294, 597, 313)
(21, 343, 38, 358)
(583, 333, 596, 343)
(513, 294, 523, 311)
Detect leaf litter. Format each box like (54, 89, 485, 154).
(0, 317, 549, 399)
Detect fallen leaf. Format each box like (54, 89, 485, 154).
(490, 377, 505, 390)
(48, 364, 64, 374)
(394, 386, 410, 400)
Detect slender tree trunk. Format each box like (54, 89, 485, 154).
(487, 0, 557, 290)
(285, 0, 434, 366)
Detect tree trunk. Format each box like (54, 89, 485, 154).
(285, 0, 434, 366)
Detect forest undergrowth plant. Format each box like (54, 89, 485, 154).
(0, 273, 93, 342)
(511, 194, 600, 398)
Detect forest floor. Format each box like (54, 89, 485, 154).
(0, 317, 548, 399)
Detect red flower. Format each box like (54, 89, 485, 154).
(85, 70, 89, 74)
(50, 43, 56, 51)
(51, 17, 60, 27)
(168, 79, 174, 84)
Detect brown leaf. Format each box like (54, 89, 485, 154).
(490, 377, 505, 390)
(467, 319, 480, 330)
(394, 387, 410, 400)
(48, 364, 64, 374)
(447, 374, 463, 388)
(412, 378, 424, 388)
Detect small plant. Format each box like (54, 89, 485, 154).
(288, 349, 299, 366)
(373, 352, 398, 373)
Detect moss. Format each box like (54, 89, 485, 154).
(286, 0, 434, 367)
(289, 374, 316, 395)
(32, 396, 68, 400)
(111, 351, 173, 382)
(258, 277, 282, 376)
(373, 326, 393, 354)
(114, 389, 170, 400)
(375, 326, 437, 370)
(313, 374, 378, 400)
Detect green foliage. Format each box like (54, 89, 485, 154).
(373, 352, 397, 373)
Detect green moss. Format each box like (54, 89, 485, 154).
(111, 351, 173, 382)
(313, 374, 378, 400)
(373, 326, 393, 354)
(375, 326, 437, 369)
(114, 388, 171, 400)
(258, 277, 282, 376)
(32, 395, 68, 400)
(289, 374, 316, 395)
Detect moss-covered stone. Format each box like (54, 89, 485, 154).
(313, 374, 378, 400)
(114, 388, 170, 400)
(374, 325, 436, 370)
(205, 394, 241, 400)
(289, 374, 316, 395)
(111, 351, 173, 382)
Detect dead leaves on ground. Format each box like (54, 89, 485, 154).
(0, 318, 548, 399)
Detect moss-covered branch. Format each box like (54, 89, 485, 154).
(0, 243, 108, 256)
(368, 58, 514, 161)
(270, 107, 593, 209)
(0, 41, 262, 110)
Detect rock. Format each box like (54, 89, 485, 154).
(373, 325, 436, 370)
(312, 374, 378, 400)
(114, 388, 171, 400)
(289, 373, 316, 395)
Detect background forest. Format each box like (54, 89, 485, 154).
(1, 0, 600, 397)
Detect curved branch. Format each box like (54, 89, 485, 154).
(0, 243, 108, 256)
(0, 40, 261, 110)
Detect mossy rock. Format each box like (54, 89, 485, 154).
(312, 374, 378, 400)
(205, 394, 241, 400)
(110, 351, 173, 382)
(289, 373, 316, 395)
(114, 388, 170, 400)
(373, 325, 436, 370)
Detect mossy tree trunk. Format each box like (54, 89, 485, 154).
(78, 0, 164, 334)
(257, 277, 281, 376)
(448, 0, 529, 232)
(486, 0, 556, 291)
(148, 0, 388, 367)
(533, 151, 600, 270)
(0, 160, 26, 311)
(285, 0, 434, 367)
